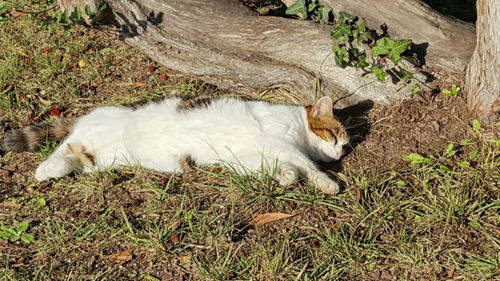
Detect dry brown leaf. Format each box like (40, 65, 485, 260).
(178, 253, 192, 264)
(104, 249, 133, 264)
(134, 82, 147, 87)
(248, 212, 293, 226)
(17, 50, 29, 57)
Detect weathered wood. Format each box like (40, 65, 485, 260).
(465, 0, 499, 121)
(57, 0, 477, 107)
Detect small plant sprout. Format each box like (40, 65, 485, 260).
(0, 1, 8, 22)
(0, 221, 35, 243)
(442, 85, 461, 97)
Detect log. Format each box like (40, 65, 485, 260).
(464, 0, 499, 121)
(57, 0, 476, 107)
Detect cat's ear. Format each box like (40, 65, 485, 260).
(312, 96, 333, 117)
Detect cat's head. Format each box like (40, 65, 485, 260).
(305, 96, 348, 162)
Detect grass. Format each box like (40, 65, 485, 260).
(0, 1, 499, 280)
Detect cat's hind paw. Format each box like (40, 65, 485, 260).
(277, 163, 298, 186)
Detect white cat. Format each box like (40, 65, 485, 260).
(1, 95, 348, 194)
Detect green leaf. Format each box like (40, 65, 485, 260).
(401, 69, 413, 81)
(338, 11, 355, 23)
(319, 5, 332, 24)
(85, 5, 93, 17)
(16, 221, 29, 233)
(460, 138, 474, 146)
(0, 2, 7, 13)
(98, 3, 108, 12)
(472, 119, 481, 134)
(74, 6, 82, 21)
(444, 143, 456, 158)
(402, 153, 431, 165)
(468, 221, 482, 228)
(286, 0, 307, 18)
(330, 23, 351, 42)
(61, 9, 70, 23)
(458, 161, 470, 167)
(439, 164, 450, 172)
(371, 66, 388, 82)
(307, 3, 318, 12)
(354, 56, 369, 68)
(332, 44, 349, 67)
(402, 55, 419, 65)
(371, 37, 392, 56)
(411, 85, 420, 95)
(468, 150, 478, 159)
(387, 39, 412, 64)
(20, 234, 34, 243)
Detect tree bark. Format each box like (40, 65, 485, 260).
(464, 0, 499, 121)
(57, 0, 477, 107)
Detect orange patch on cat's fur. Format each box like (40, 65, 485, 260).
(65, 142, 96, 168)
(305, 106, 346, 141)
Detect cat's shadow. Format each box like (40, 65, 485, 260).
(319, 99, 374, 174)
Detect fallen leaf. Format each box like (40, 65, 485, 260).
(78, 60, 87, 68)
(50, 108, 61, 116)
(147, 65, 156, 72)
(178, 253, 192, 264)
(17, 50, 29, 57)
(159, 73, 168, 80)
(248, 212, 293, 226)
(134, 82, 147, 87)
(105, 249, 133, 265)
(42, 47, 49, 55)
(170, 235, 179, 242)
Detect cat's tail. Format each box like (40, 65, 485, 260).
(1, 119, 75, 152)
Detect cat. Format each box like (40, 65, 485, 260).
(1, 95, 348, 194)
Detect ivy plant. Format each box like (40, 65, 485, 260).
(286, 0, 332, 24)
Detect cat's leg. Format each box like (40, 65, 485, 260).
(35, 142, 95, 181)
(278, 153, 339, 195)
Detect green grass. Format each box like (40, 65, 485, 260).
(0, 1, 499, 280)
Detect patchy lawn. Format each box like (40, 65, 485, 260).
(0, 1, 499, 280)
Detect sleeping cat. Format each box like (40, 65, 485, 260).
(1, 95, 348, 194)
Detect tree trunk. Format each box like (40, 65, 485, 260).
(464, 0, 499, 121)
(57, 0, 476, 107)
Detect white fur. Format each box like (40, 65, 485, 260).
(35, 97, 347, 194)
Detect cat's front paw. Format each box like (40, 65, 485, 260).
(313, 174, 339, 195)
(277, 163, 298, 186)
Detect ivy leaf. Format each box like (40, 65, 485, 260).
(61, 9, 70, 23)
(98, 3, 108, 12)
(308, 2, 318, 12)
(372, 37, 412, 65)
(74, 6, 82, 21)
(354, 21, 370, 43)
(371, 66, 388, 82)
(354, 56, 369, 68)
(85, 5, 93, 18)
(387, 39, 412, 64)
(401, 69, 413, 81)
(332, 44, 350, 67)
(330, 23, 351, 42)
(402, 153, 431, 165)
(403, 55, 419, 65)
(319, 5, 332, 24)
(286, 0, 307, 19)
(338, 11, 356, 23)
(371, 37, 392, 56)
